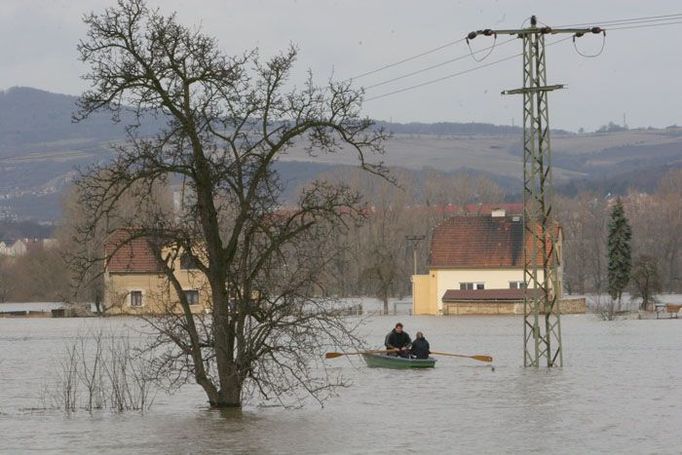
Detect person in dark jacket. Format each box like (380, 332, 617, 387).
(385, 323, 411, 357)
(410, 331, 430, 359)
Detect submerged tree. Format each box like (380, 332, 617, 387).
(630, 255, 661, 311)
(73, 0, 386, 407)
(607, 198, 632, 308)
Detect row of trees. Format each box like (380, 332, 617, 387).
(559, 170, 682, 305)
(2, 166, 678, 312)
(0, 247, 70, 302)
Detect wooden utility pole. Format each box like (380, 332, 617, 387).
(406, 235, 426, 275)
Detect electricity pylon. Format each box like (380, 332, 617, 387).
(467, 16, 603, 367)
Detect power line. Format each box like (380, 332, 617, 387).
(559, 13, 682, 28)
(363, 37, 517, 90)
(365, 36, 572, 102)
(364, 52, 521, 102)
(363, 18, 682, 102)
(607, 19, 682, 31)
(348, 14, 682, 83)
(348, 37, 467, 80)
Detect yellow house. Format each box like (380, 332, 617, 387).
(412, 209, 585, 315)
(104, 233, 210, 315)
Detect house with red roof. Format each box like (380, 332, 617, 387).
(412, 208, 585, 315)
(104, 232, 209, 314)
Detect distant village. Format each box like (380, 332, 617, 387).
(0, 237, 57, 257)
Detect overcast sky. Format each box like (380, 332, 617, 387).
(1, 0, 681, 131)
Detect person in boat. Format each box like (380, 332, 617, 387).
(410, 331, 430, 359)
(385, 322, 411, 357)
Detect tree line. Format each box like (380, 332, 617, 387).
(559, 169, 682, 304)
(1, 167, 679, 311)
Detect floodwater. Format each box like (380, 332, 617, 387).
(1, 314, 681, 454)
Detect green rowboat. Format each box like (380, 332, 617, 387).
(361, 353, 437, 369)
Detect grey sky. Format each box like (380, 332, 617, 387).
(1, 0, 681, 131)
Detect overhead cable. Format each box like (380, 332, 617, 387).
(364, 36, 573, 102)
(348, 37, 467, 80)
(363, 37, 516, 90)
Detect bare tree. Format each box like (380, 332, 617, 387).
(46, 327, 157, 413)
(72, 0, 386, 408)
(630, 255, 662, 311)
(360, 183, 410, 314)
(653, 170, 682, 290)
(557, 192, 609, 295)
(3, 247, 70, 302)
(0, 257, 12, 302)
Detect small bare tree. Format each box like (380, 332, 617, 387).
(0, 257, 12, 303)
(72, 0, 386, 408)
(47, 327, 157, 412)
(630, 254, 662, 311)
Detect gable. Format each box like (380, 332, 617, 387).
(105, 231, 161, 273)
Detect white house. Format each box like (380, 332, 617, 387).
(412, 208, 583, 315)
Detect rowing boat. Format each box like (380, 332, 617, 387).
(361, 353, 436, 369)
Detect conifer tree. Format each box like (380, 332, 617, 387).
(607, 198, 632, 305)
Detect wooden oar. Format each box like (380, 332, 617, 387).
(430, 351, 493, 363)
(325, 349, 398, 359)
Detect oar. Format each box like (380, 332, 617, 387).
(325, 349, 398, 359)
(430, 351, 493, 363)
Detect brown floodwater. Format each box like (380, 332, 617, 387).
(1, 314, 681, 454)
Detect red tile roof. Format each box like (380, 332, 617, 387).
(105, 231, 161, 273)
(442, 288, 542, 302)
(429, 215, 559, 269)
(430, 215, 524, 268)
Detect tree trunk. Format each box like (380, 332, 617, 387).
(94, 293, 103, 317)
(208, 278, 242, 408)
(211, 364, 242, 408)
(382, 291, 389, 315)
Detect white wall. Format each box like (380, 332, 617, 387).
(434, 268, 546, 311)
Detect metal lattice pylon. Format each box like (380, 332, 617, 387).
(514, 30, 563, 368)
(467, 16, 604, 367)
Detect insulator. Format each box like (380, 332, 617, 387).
(483, 29, 493, 36)
(467, 31, 478, 40)
(591, 27, 602, 34)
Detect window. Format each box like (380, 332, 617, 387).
(509, 281, 527, 289)
(460, 282, 485, 290)
(184, 290, 199, 306)
(130, 291, 143, 307)
(180, 254, 198, 270)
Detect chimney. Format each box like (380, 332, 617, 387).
(491, 208, 506, 218)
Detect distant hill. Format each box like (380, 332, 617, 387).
(557, 162, 682, 196)
(374, 120, 572, 136)
(0, 87, 121, 151)
(375, 120, 524, 136)
(0, 87, 535, 151)
(2, 86, 682, 221)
